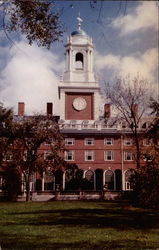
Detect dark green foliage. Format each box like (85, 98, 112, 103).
(3, 164, 21, 201)
(1, 0, 64, 48)
(132, 99, 159, 208)
(0, 104, 13, 163)
(133, 164, 159, 208)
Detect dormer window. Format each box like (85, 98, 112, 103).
(75, 52, 83, 70)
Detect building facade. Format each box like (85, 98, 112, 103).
(0, 17, 151, 199)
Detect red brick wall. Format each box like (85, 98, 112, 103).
(65, 93, 94, 120)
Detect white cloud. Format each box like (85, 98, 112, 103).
(95, 48, 158, 87)
(111, 1, 158, 35)
(0, 39, 64, 115)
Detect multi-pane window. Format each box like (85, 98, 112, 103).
(104, 170, 115, 190)
(124, 152, 133, 161)
(125, 170, 134, 190)
(85, 138, 94, 145)
(104, 138, 114, 145)
(0, 175, 4, 191)
(23, 151, 27, 161)
(143, 138, 152, 146)
(85, 151, 94, 161)
(44, 151, 53, 161)
(44, 138, 54, 145)
(65, 138, 75, 146)
(122, 122, 127, 128)
(124, 138, 133, 146)
(44, 170, 55, 191)
(104, 151, 114, 161)
(65, 151, 75, 161)
(3, 152, 13, 161)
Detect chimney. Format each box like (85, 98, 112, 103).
(47, 102, 53, 116)
(104, 104, 110, 118)
(131, 104, 138, 117)
(18, 102, 25, 116)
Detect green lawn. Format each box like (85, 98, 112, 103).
(0, 201, 159, 250)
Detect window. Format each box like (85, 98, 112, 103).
(124, 138, 132, 146)
(3, 152, 13, 161)
(23, 151, 27, 161)
(65, 138, 75, 146)
(85, 151, 94, 161)
(85, 138, 94, 145)
(44, 170, 55, 191)
(44, 138, 54, 145)
(143, 138, 152, 146)
(122, 122, 127, 128)
(124, 152, 133, 161)
(0, 175, 4, 192)
(65, 151, 75, 161)
(104, 170, 115, 190)
(44, 151, 53, 161)
(125, 170, 134, 190)
(85, 170, 94, 182)
(104, 138, 114, 145)
(104, 151, 114, 161)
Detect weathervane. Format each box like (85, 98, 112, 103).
(77, 12, 83, 31)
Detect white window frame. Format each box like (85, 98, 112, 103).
(44, 150, 53, 161)
(44, 138, 54, 146)
(104, 151, 114, 161)
(124, 152, 133, 161)
(65, 151, 75, 161)
(23, 150, 27, 161)
(0, 175, 4, 192)
(85, 151, 94, 161)
(124, 138, 133, 146)
(124, 170, 134, 191)
(104, 138, 114, 145)
(3, 152, 13, 161)
(65, 138, 75, 146)
(143, 138, 152, 146)
(84, 138, 94, 146)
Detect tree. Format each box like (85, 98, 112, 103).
(9, 115, 65, 201)
(3, 163, 21, 201)
(0, 0, 64, 48)
(0, 103, 13, 164)
(105, 75, 152, 169)
(132, 99, 159, 208)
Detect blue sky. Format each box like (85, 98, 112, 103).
(0, 1, 158, 115)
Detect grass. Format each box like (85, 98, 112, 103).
(0, 201, 159, 250)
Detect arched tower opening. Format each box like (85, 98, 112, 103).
(75, 52, 83, 70)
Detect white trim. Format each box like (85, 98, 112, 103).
(84, 169, 96, 190)
(124, 151, 133, 161)
(84, 138, 94, 146)
(143, 138, 152, 146)
(65, 150, 75, 161)
(84, 150, 94, 161)
(104, 150, 114, 161)
(124, 169, 133, 191)
(104, 138, 114, 145)
(65, 138, 75, 146)
(103, 170, 116, 191)
(124, 138, 133, 146)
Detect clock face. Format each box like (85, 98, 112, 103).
(73, 97, 87, 111)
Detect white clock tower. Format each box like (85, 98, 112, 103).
(59, 16, 100, 121)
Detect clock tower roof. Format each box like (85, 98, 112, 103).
(71, 15, 88, 38)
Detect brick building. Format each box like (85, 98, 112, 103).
(0, 17, 151, 200)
